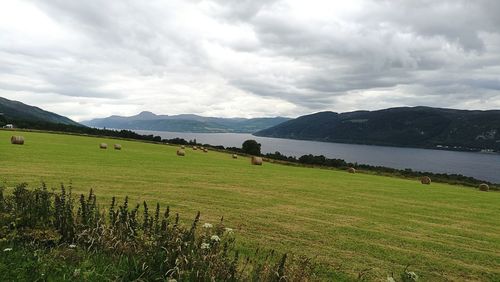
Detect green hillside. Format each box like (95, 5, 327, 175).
(255, 107, 500, 151)
(0, 97, 80, 126)
(1, 130, 499, 280)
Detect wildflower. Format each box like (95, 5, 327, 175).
(3, 248, 12, 252)
(69, 244, 77, 249)
(210, 235, 221, 242)
(201, 243, 210, 249)
(403, 271, 418, 281)
(73, 269, 81, 277)
(202, 223, 213, 228)
(224, 227, 234, 234)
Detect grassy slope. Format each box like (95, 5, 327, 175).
(1, 130, 499, 281)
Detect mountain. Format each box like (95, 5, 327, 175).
(0, 97, 80, 126)
(254, 107, 500, 151)
(82, 112, 290, 133)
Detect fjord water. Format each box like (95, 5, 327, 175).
(136, 130, 500, 183)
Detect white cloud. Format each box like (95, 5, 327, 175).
(0, 0, 499, 121)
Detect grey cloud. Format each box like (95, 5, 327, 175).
(366, 0, 500, 52)
(30, 1, 209, 68)
(209, 0, 280, 21)
(0, 0, 499, 120)
(211, 0, 500, 110)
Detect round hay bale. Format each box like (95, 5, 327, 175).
(203, 148, 208, 153)
(200, 147, 205, 150)
(114, 144, 122, 150)
(347, 167, 356, 174)
(421, 176, 431, 185)
(232, 154, 238, 159)
(193, 146, 198, 150)
(99, 143, 108, 149)
(479, 183, 489, 192)
(10, 136, 24, 145)
(181, 145, 185, 149)
(251, 156, 263, 165)
(177, 149, 185, 156)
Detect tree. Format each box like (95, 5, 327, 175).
(242, 139, 261, 155)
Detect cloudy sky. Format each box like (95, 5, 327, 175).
(1, 0, 500, 121)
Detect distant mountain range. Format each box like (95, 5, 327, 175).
(255, 107, 500, 151)
(3, 96, 499, 152)
(0, 97, 80, 126)
(82, 111, 291, 133)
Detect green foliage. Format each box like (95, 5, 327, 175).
(255, 107, 500, 151)
(242, 139, 262, 155)
(3, 112, 495, 189)
(266, 152, 497, 189)
(0, 183, 316, 281)
(1, 130, 500, 280)
(0, 96, 79, 126)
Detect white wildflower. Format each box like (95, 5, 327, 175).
(3, 248, 12, 252)
(210, 235, 221, 242)
(224, 227, 234, 234)
(73, 269, 81, 277)
(69, 244, 77, 249)
(202, 223, 213, 228)
(405, 271, 418, 281)
(201, 243, 210, 249)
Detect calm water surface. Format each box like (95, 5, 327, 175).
(136, 130, 500, 183)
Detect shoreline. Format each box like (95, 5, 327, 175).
(3, 128, 499, 186)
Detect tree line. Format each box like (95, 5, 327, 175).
(2, 117, 496, 189)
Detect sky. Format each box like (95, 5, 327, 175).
(1, 1, 500, 121)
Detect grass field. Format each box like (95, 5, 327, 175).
(1, 130, 500, 281)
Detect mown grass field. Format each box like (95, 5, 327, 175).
(1, 130, 499, 281)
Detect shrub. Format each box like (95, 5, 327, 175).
(0, 183, 316, 281)
(242, 140, 262, 156)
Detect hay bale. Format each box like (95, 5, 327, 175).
(251, 156, 263, 165)
(193, 146, 198, 150)
(420, 176, 431, 185)
(181, 145, 185, 149)
(114, 144, 122, 150)
(479, 183, 489, 192)
(347, 167, 356, 174)
(177, 149, 185, 156)
(10, 136, 24, 145)
(99, 143, 108, 149)
(203, 148, 208, 153)
(200, 147, 205, 150)
(232, 154, 238, 159)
